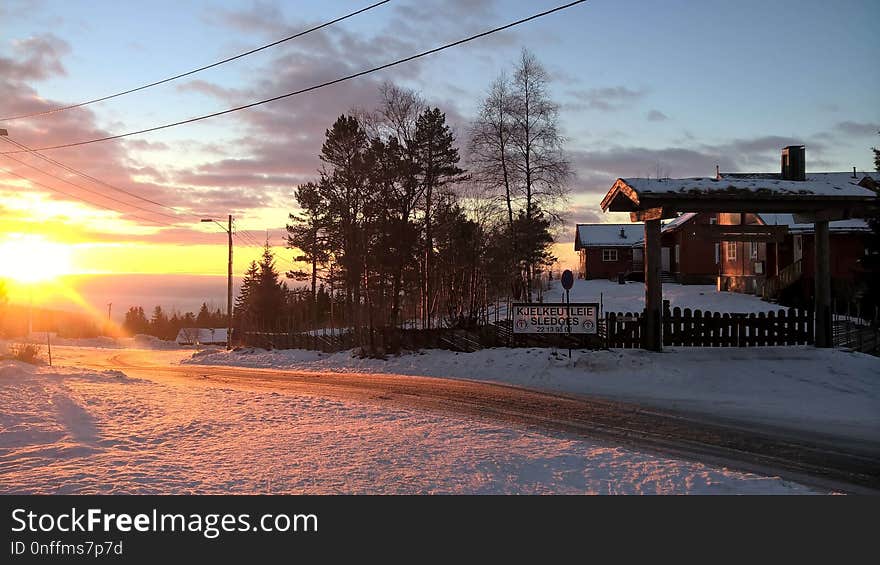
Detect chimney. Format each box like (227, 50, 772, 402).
(781, 145, 805, 181)
(715, 164, 720, 180)
(619, 227, 626, 239)
(853, 166, 858, 179)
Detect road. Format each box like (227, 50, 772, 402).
(56, 346, 880, 493)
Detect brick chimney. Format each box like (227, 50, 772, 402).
(781, 145, 805, 181)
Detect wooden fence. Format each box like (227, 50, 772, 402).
(243, 307, 816, 353)
(606, 307, 814, 348)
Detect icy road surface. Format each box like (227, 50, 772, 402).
(0, 355, 820, 495)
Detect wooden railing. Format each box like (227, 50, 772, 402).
(762, 258, 804, 299)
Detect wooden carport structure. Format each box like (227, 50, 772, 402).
(600, 165, 878, 351)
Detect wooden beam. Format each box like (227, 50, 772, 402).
(614, 196, 872, 214)
(600, 179, 640, 211)
(688, 224, 788, 242)
(643, 219, 662, 351)
(814, 220, 832, 348)
(792, 210, 849, 223)
(629, 207, 676, 222)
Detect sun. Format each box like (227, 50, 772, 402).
(0, 235, 74, 283)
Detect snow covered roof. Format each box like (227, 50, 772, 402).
(620, 172, 878, 199)
(176, 328, 228, 345)
(758, 214, 872, 234)
(661, 212, 698, 233)
(575, 223, 643, 250)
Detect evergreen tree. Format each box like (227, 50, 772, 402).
(286, 181, 329, 324)
(196, 303, 211, 326)
(413, 107, 465, 328)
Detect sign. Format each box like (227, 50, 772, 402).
(561, 269, 574, 290)
(512, 303, 599, 334)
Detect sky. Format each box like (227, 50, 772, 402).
(1, 0, 878, 317)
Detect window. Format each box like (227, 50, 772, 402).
(709, 215, 718, 225)
(726, 242, 736, 261)
(602, 249, 618, 262)
(751, 242, 759, 260)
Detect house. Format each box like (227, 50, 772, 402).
(753, 213, 871, 300)
(598, 144, 879, 349)
(175, 327, 228, 346)
(659, 212, 721, 284)
(573, 223, 643, 279)
(640, 210, 872, 298)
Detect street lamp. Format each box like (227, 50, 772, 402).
(202, 215, 233, 350)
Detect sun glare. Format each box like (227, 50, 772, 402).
(0, 235, 74, 283)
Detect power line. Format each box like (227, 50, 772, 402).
(0, 165, 173, 226)
(0, 1, 393, 122)
(1, 136, 195, 218)
(0, 0, 588, 154)
(0, 152, 181, 221)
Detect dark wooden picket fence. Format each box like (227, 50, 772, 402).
(243, 306, 815, 353)
(606, 306, 814, 348)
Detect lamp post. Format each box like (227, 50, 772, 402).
(202, 215, 233, 350)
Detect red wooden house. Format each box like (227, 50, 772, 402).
(574, 223, 643, 279)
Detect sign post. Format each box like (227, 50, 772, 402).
(561, 270, 574, 359)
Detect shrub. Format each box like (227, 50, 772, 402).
(7, 342, 43, 365)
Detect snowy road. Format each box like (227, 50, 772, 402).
(2, 346, 873, 493)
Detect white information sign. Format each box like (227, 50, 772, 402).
(511, 303, 599, 334)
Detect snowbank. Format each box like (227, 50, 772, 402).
(1, 335, 183, 351)
(184, 346, 880, 445)
(0, 360, 818, 494)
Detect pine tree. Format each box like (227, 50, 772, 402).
(196, 303, 211, 326)
(234, 261, 260, 331)
(413, 107, 465, 328)
(286, 181, 329, 325)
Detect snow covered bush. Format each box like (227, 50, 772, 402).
(5, 342, 43, 365)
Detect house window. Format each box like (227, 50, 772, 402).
(709, 215, 718, 225)
(726, 242, 736, 261)
(602, 249, 618, 262)
(751, 242, 759, 259)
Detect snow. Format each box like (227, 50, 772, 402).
(575, 223, 643, 248)
(184, 346, 880, 446)
(0, 359, 820, 494)
(758, 213, 871, 233)
(661, 212, 698, 232)
(622, 172, 878, 198)
(545, 279, 782, 315)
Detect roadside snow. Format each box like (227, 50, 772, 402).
(0, 360, 818, 494)
(1, 335, 181, 352)
(185, 346, 880, 445)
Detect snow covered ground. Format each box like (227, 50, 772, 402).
(0, 360, 819, 494)
(186, 346, 880, 445)
(543, 279, 784, 315)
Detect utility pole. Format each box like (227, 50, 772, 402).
(228, 214, 233, 351)
(201, 215, 234, 350)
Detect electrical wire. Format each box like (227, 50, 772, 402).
(0, 1, 393, 122)
(0, 152, 182, 221)
(0, 1, 588, 154)
(1, 136, 195, 218)
(0, 165, 174, 226)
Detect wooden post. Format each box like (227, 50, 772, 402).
(644, 219, 662, 351)
(814, 219, 832, 347)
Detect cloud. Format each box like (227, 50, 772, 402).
(833, 121, 880, 137)
(567, 86, 647, 112)
(646, 109, 668, 122)
(0, 33, 70, 82)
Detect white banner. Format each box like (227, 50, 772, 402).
(511, 303, 599, 334)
